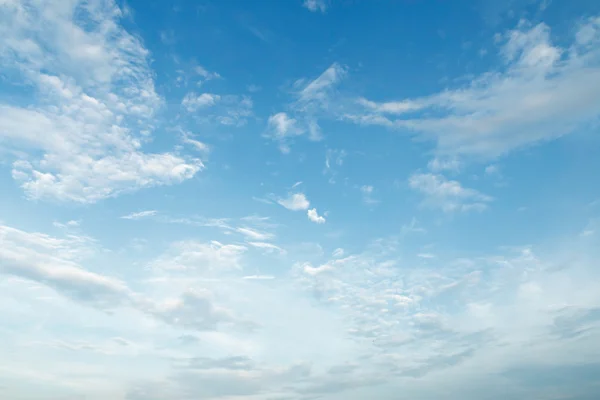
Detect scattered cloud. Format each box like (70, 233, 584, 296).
(485, 164, 501, 176)
(409, 173, 493, 212)
(278, 193, 310, 211)
(247, 84, 261, 92)
(243, 275, 275, 280)
(150, 240, 247, 273)
(417, 253, 436, 259)
(181, 131, 210, 153)
(265, 63, 347, 151)
(297, 63, 347, 106)
(345, 17, 600, 159)
(194, 65, 221, 81)
(307, 208, 326, 224)
(182, 92, 253, 126)
(151, 289, 233, 331)
(265, 112, 304, 153)
(303, 0, 327, 13)
(235, 227, 274, 241)
(428, 157, 462, 173)
(53, 220, 80, 229)
(401, 217, 427, 236)
(121, 210, 158, 220)
(0, 0, 202, 203)
(2, 3, 600, 400)
(324, 149, 347, 183)
(159, 30, 176, 45)
(182, 92, 220, 111)
(247, 242, 286, 255)
(360, 185, 379, 205)
(332, 248, 345, 258)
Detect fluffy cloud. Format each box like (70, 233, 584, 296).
(278, 193, 311, 211)
(265, 112, 304, 153)
(181, 92, 220, 111)
(307, 208, 326, 224)
(0, 0, 203, 203)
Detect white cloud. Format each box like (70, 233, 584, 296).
(307, 208, 326, 224)
(298, 63, 346, 104)
(265, 112, 304, 153)
(428, 157, 462, 172)
(194, 65, 221, 81)
(182, 92, 220, 111)
(235, 227, 274, 241)
(360, 185, 379, 205)
(0, 224, 129, 309)
(121, 210, 158, 220)
(484, 164, 501, 176)
(267, 113, 300, 138)
(243, 275, 275, 280)
(53, 220, 80, 229)
(332, 248, 345, 258)
(401, 217, 427, 236)
(247, 242, 286, 255)
(418, 253, 436, 259)
(151, 289, 233, 331)
(348, 17, 600, 158)
(183, 93, 253, 126)
(181, 131, 210, 153)
(324, 149, 347, 183)
(409, 173, 493, 212)
(325, 149, 346, 169)
(303, 0, 327, 13)
(278, 193, 310, 211)
(265, 63, 346, 152)
(159, 30, 176, 45)
(0, 0, 202, 203)
(150, 240, 247, 273)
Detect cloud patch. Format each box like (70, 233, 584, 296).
(409, 173, 492, 212)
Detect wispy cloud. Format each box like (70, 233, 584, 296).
(360, 185, 379, 205)
(345, 17, 600, 159)
(247, 241, 286, 255)
(235, 227, 274, 241)
(182, 92, 253, 126)
(303, 0, 327, 13)
(265, 63, 347, 152)
(121, 210, 158, 220)
(409, 173, 493, 212)
(265, 112, 304, 153)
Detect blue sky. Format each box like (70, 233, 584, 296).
(1, 0, 600, 399)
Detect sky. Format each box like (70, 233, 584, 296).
(1, 0, 600, 399)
